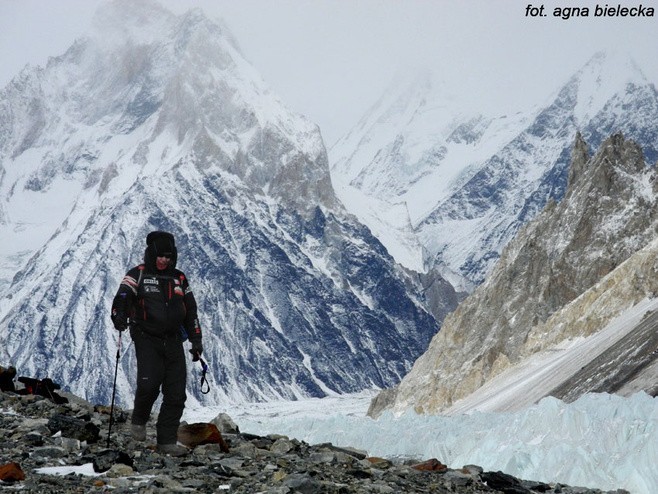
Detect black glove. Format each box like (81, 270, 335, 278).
(189, 340, 203, 361)
(112, 316, 127, 331)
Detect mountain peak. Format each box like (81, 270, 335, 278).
(332, 45, 658, 284)
(0, 0, 445, 408)
(91, 0, 176, 45)
(0, 0, 337, 213)
(330, 66, 479, 205)
(586, 50, 647, 80)
(568, 50, 650, 125)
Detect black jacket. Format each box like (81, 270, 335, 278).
(111, 236, 202, 342)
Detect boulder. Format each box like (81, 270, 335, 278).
(47, 414, 100, 443)
(211, 412, 240, 434)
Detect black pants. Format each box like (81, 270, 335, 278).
(131, 331, 187, 445)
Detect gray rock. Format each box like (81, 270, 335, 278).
(211, 412, 240, 434)
(32, 446, 66, 458)
(47, 413, 100, 443)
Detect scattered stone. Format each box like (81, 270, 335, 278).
(23, 432, 44, 446)
(309, 449, 336, 463)
(32, 446, 66, 459)
(282, 472, 322, 493)
(482, 470, 531, 493)
(104, 462, 134, 478)
(365, 456, 393, 469)
(319, 443, 367, 460)
(444, 469, 477, 488)
(95, 403, 129, 423)
(92, 449, 133, 473)
(270, 437, 296, 454)
(462, 464, 484, 475)
(54, 436, 81, 452)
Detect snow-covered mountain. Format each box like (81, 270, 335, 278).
(0, 0, 451, 407)
(369, 133, 658, 416)
(331, 52, 658, 286)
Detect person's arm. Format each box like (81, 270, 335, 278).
(111, 267, 139, 330)
(182, 275, 203, 359)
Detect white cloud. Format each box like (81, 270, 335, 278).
(1, 0, 656, 145)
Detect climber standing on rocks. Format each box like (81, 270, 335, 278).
(111, 231, 203, 457)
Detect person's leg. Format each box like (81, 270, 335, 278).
(156, 339, 187, 445)
(132, 334, 165, 427)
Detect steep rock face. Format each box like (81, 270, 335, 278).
(0, 1, 446, 406)
(371, 133, 658, 415)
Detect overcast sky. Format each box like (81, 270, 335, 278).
(1, 0, 656, 145)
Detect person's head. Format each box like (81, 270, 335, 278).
(144, 231, 177, 272)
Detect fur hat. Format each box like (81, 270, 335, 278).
(148, 232, 175, 256)
(145, 231, 178, 270)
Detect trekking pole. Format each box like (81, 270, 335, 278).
(107, 330, 122, 448)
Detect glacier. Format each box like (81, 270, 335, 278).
(197, 392, 656, 494)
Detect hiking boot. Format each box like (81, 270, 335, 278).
(157, 443, 189, 457)
(131, 424, 146, 442)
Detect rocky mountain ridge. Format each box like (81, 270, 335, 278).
(370, 133, 658, 416)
